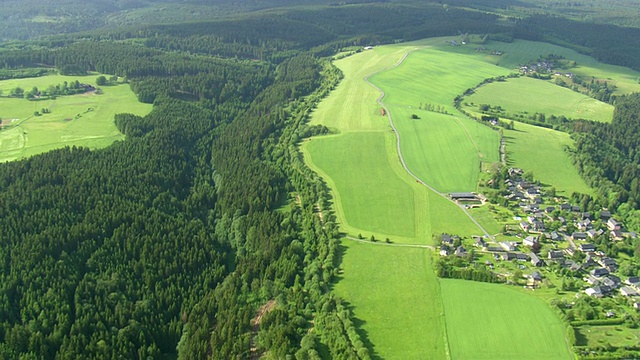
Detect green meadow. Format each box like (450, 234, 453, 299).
(504, 122, 592, 196)
(369, 48, 508, 192)
(464, 76, 614, 122)
(300, 36, 640, 358)
(0, 74, 151, 162)
(440, 279, 572, 360)
(334, 241, 447, 360)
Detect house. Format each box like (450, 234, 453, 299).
(487, 246, 504, 253)
(587, 229, 598, 239)
(581, 212, 592, 220)
(605, 274, 621, 287)
(441, 234, 454, 245)
(527, 215, 537, 224)
(634, 303, 640, 310)
(611, 229, 624, 241)
(573, 232, 588, 241)
(530, 271, 543, 281)
(455, 245, 467, 257)
(515, 253, 529, 261)
(501, 252, 516, 261)
(523, 236, 538, 247)
(549, 232, 563, 242)
(584, 275, 600, 285)
(579, 243, 596, 252)
(585, 287, 602, 297)
(565, 260, 581, 272)
(545, 206, 556, 214)
(598, 257, 618, 269)
(607, 218, 621, 231)
(519, 221, 530, 232)
(439, 245, 450, 256)
(591, 267, 609, 277)
(530, 252, 543, 267)
(473, 237, 487, 248)
(599, 210, 612, 220)
(560, 203, 572, 211)
(572, 205, 581, 212)
(548, 250, 564, 260)
(500, 241, 516, 252)
(564, 247, 576, 257)
(612, 284, 627, 294)
(531, 220, 546, 232)
(602, 276, 619, 289)
(576, 219, 592, 230)
(525, 188, 539, 200)
(626, 276, 640, 288)
(363, 46, 374, 50)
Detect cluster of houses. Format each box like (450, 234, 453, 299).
(439, 167, 639, 299)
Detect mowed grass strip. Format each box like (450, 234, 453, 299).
(504, 122, 591, 196)
(334, 241, 447, 360)
(465, 76, 614, 122)
(441, 279, 573, 360)
(0, 74, 151, 162)
(303, 132, 416, 238)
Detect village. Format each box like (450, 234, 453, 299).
(439, 167, 640, 305)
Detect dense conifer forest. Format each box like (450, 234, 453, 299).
(1, 0, 640, 358)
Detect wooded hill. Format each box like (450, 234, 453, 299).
(0, 1, 640, 358)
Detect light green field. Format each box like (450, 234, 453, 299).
(504, 122, 592, 196)
(578, 325, 640, 348)
(369, 48, 508, 192)
(464, 76, 614, 122)
(334, 241, 447, 359)
(304, 132, 416, 238)
(0, 74, 151, 162)
(441, 279, 573, 360)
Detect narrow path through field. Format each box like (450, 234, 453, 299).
(363, 50, 495, 241)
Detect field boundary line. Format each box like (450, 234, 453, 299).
(363, 49, 495, 241)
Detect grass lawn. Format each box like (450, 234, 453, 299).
(0, 74, 151, 162)
(504, 122, 592, 196)
(577, 325, 640, 348)
(334, 241, 447, 359)
(464, 76, 614, 123)
(440, 279, 573, 360)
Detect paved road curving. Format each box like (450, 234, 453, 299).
(362, 48, 495, 241)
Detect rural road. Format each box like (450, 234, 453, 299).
(363, 48, 496, 241)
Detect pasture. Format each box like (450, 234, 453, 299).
(334, 241, 447, 359)
(464, 76, 614, 123)
(303, 132, 417, 239)
(504, 122, 592, 196)
(0, 74, 151, 162)
(440, 279, 573, 360)
(369, 48, 507, 192)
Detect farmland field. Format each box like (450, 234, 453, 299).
(334, 241, 447, 359)
(463, 76, 614, 123)
(440, 279, 572, 360)
(504, 122, 592, 196)
(0, 74, 151, 162)
(369, 48, 507, 192)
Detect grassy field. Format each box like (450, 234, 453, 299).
(303, 132, 416, 238)
(369, 48, 508, 192)
(577, 325, 640, 348)
(334, 241, 447, 359)
(504, 122, 592, 196)
(440, 279, 573, 360)
(0, 74, 151, 162)
(464, 76, 614, 122)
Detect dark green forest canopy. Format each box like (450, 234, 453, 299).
(1, 1, 640, 358)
